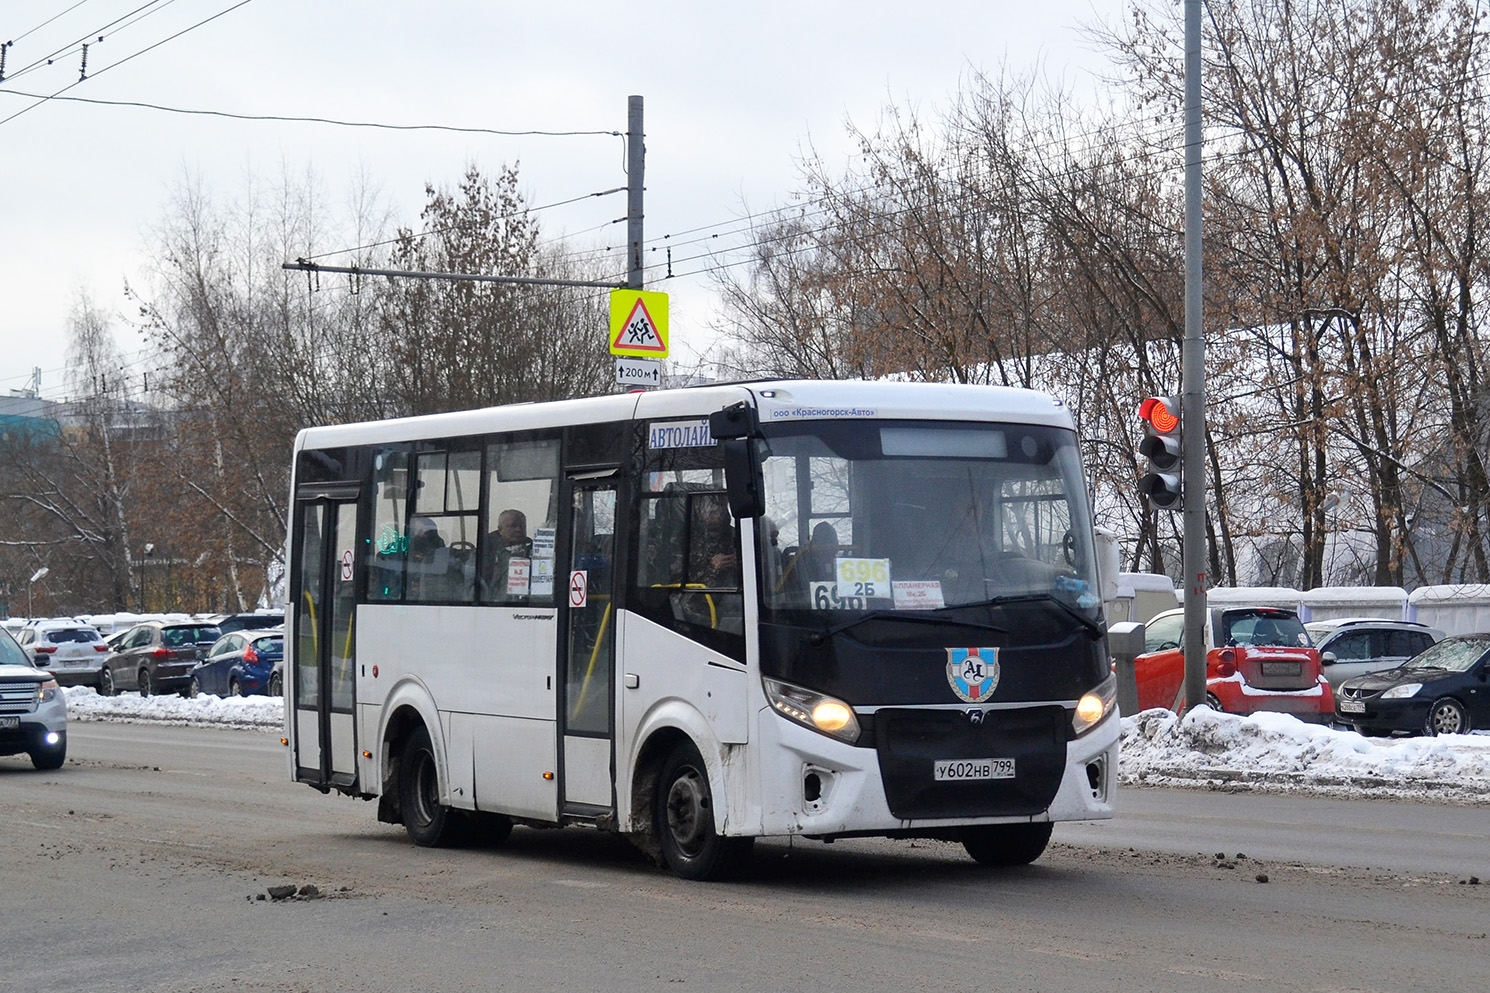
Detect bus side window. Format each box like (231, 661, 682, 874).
(633, 482, 745, 661)
(367, 447, 408, 601)
(483, 436, 560, 606)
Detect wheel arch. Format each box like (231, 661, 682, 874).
(374, 679, 444, 825)
(622, 700, 731, 846)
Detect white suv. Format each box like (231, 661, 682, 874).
(1304, 617, 1443, 689)
(0, 624, 67, 770)
(12, 620, 111, 691)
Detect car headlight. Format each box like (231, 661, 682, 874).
(1073, 672, 1118, 736)
(763, 678, 861, 743)
(1381, 682, 1422, 699)
(37, 677, 59, 703)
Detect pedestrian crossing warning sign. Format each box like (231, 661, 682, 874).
(609, 289, 669, 357)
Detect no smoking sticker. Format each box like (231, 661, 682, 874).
(568, 570, 588, 608)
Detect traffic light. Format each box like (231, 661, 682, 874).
(1138, 395, 1183, 510)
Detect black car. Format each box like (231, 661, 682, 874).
(1335, 633, 1490, 736)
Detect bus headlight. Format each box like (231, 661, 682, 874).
(1072, 672, 1117, 736)
(763, 678, 861, 743)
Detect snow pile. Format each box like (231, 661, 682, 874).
(1121, 707, 1490, 803)
(62, 686, 283, 730)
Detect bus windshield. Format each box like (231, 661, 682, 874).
(756, 420, 1099, 622)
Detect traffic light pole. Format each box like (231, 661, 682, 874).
(1181, 0, 1208, 714)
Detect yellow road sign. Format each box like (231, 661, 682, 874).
(609, 289, 669, 357)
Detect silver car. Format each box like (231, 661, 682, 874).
(12, 620, 110, 691)
(1305, 618, 1443, 689)
(0, 624, 68, 770)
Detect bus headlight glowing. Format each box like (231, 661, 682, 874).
(764, 678, 861, 743)
(1073, 672, 1117, 736)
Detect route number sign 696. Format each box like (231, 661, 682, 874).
(836, 557, 890, 599)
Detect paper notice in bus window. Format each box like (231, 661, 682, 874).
(531, 557, 555, 596)
(507, 558, 532, 596)
(835, 557, 891, 600)
(531, 527, 557, 559)
(893, 580, 944, 610)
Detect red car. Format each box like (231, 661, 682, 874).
(1133, 605, 1334, 721)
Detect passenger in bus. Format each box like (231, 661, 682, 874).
(406, 516, 455, 600)
(690, 494, 739, 588)
(482, 508, 532, 599)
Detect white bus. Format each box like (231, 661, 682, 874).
(285, 380, 1118, 879)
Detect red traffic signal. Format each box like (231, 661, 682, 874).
(1139, 396, 1179, 434)
(1138, 395, 1183, 509)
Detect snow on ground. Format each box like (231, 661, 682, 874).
(60, 687, 1490, 804)
(63, 686, 283, 732)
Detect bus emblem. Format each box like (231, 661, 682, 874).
(946, 647, 1000, 703)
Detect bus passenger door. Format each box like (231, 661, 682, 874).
(292, 490, 360, 791)
(558, 477, 617, 814)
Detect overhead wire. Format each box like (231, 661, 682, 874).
(1, 0, 182, 85)
(0, 0, 256, 127)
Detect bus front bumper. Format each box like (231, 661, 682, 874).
(750, 705, 1119, 839)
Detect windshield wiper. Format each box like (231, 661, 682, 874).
(935, 593, 1103, 639)
(809, 610, 1009, 645)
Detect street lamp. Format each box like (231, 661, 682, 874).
(27, 566, 49, 619)
(141, 544, 155, 612)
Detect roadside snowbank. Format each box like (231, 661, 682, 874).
(1120, 706, 1490, 804)
(63, 685, 282, 731)
(59, 687, 1490, 803)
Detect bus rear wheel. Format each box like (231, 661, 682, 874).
(959, 822, 1053, 867)
(654, 740, 753, 880)
(399, 726, 464, 847)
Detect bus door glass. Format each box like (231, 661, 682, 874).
(559, 477, 617, 811)
(292, 490, 359, 789)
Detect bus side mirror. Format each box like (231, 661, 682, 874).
(721, 439, 765, 519)
(711, 402, 765, 519)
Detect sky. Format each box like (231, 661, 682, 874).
(1, 0, 1116, 402)
(57, 686, 1490, 804)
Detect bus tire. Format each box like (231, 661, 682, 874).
(654, 740, 753, 880)
(399, 726, 463, 847)
(959, 822, 1054, 867)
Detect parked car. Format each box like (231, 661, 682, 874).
(11, 620, 111, 691)
(103, 621, 222, 697)
(1305, 618, 1443, 689)
(0, 623, 67, 770)
(189, 629, 283, 697)
(1336, 633, 1490, 736)
(1133, 605, 1334, 721)
(206, 611, 285, 635)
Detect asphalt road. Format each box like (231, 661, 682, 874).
(2, 723, 1486, 993)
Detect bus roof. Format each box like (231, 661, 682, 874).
(293, 379, 1075, 451)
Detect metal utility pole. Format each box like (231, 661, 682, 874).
(1181, 0, 1209, 714)
(626, 95, 644, 290)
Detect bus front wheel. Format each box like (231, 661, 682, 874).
(959, 822, 1053, 867)
(399, 726, 463, 847)
(654, 740, 753, 880)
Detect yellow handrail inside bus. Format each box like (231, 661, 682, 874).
(569, 597, 612, 722)
(649, 582, 717, 627)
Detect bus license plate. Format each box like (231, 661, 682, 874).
(934, 758, 1015, 781)
(1338, 698, 1366, 714)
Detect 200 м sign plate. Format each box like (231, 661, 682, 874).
(934, 758, 1016, 781)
